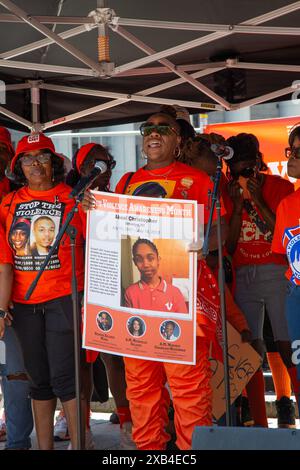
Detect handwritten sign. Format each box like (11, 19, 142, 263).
(210, 322, 262, 420)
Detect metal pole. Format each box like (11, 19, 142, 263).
(216, 196, 231, 426)
(30, 81, 40, 126)
(67, 224, 84, 450)
(202, 158, 231, 425)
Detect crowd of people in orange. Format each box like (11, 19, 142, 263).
(0, 104, 300, 450)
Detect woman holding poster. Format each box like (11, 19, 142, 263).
(0, 133, 86, 450)
(83, 106, 222, 450)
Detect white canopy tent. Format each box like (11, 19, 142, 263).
(0, 0, 298, 131)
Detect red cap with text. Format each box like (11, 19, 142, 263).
(11, 133, 64, 171)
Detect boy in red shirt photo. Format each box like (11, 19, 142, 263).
(124, 238, 188, 314)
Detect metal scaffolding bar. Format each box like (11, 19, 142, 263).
(0, 24, 97, 60)
(5, 83, 32, 91)
(42, 99, 126, 130)
(116, 2, 300, 74)
(117, 17, 300, 35)
(40, 82, 223, 110)
(114, 26, 230, 109)
(0, 14, 95, 24)
(0, 0, 106, 76)
(232, 85, 296, 109)
(0, 105, 32, 128)
(0, 58, 97, 76)
(227, 61, 300, 73)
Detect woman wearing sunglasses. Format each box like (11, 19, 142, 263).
(222, 132, 300, 427)
(0, 133, 86, 450)
(273, 125, 300, 407)
(82, 106, 221, 450)
(67, 142, 116, 191)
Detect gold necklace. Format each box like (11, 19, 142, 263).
(145, 162, 176, 179)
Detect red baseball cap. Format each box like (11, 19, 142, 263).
(74, 143, 108, 173)
(10, 132, 64, 172)
(0, 127, 14, 157)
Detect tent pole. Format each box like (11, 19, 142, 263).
(113, 26, 230, 109)
(227, 61, 300, 73)
(232, 85, 298, 110)
(0, 105, 32, 129)
(0, 14, 95, 24)
(115, 2, 300, 74)
(0, 0, 106, 77)
(39, 82, 223, 111)
(0, 58, 97, 77)
(29, 80, 40, 129)
(0, 24, 97, 61)
(42, 99, 126, 130)
(116, 17, 300, 36)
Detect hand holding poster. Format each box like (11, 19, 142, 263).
(83, 191, 201, 364)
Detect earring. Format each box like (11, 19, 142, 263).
(174, 147, 181, 159)
(52, 168, 55, 182)
(141, 149, 148, 160)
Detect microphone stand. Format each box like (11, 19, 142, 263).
(25, 196, 85, 450)
(202, 156, 231, 426)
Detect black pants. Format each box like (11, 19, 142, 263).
(12, 294, 80, 402)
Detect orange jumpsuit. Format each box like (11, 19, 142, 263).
(124, 339, 212, 450)
(116, 162, 219, 450)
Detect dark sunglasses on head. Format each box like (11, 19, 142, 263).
(285, 147, 300, 159)
(20, 152, 52, 166)
(139, 123, 179, 137)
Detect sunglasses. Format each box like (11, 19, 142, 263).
(20, 153, 52, 166)
(139, 123, 179, 137)
(285, 147, 300, 159)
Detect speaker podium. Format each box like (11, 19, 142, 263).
(192, 426, 300, 450)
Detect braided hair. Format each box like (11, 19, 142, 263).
(132, 238, 159, 258)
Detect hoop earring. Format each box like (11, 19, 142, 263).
(174, 147, 181, 159)
(141, 149, 148, 160)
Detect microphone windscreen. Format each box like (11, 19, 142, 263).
(95, 161, 108, 174)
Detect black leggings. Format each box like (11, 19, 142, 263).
(12, 294, 79, 402)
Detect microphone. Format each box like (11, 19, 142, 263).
(211, 143, 234, 161)
(69, 161, 107, 199)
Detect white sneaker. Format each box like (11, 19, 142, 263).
(67, 429, 95, 450)
(119, 422, 136, 450)
(54, 413, 70, 441)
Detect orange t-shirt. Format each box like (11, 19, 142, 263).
(222, 174, 293, 267)
(115, 161, 222, 224)
(0, 222, 13, 264)
(125, 278, 188, 313)
(272, 188, 300, 285)
(0, 183, 85, 304)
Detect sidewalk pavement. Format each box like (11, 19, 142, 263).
(0, 410, 299, 450)
(0, 412, 121, 450)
